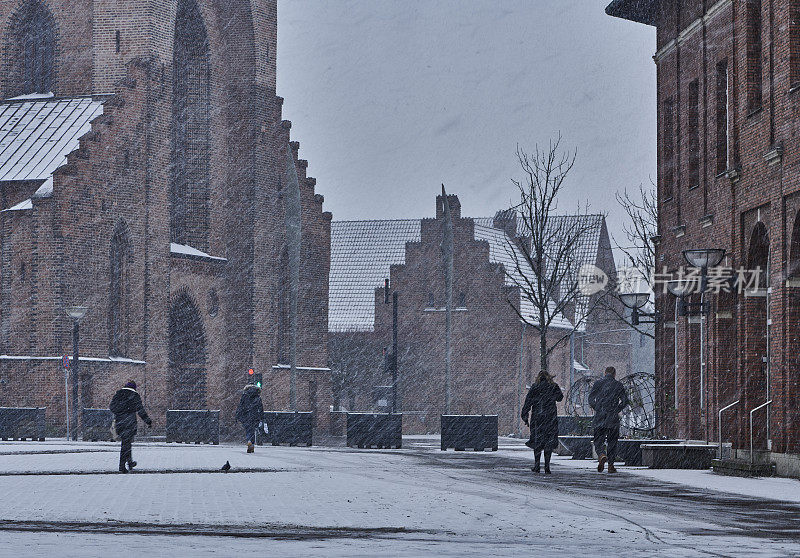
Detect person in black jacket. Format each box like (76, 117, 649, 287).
(236, 383, 264, 453)
(521, 371, 564, 474)
(109, 380, 152, 473)
(588, 366, 629, 473)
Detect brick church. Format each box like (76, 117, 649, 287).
(0, 0, 331, 435)
(329, 193, 630, 435)
(608, 0, 800, 474)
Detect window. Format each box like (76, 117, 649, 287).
(109, 224, 132, 357)
(458, 292, 466, 308)
(663, 98, 675, 200)
(791, 3, 800, 89)
(115, 30, 121, 54)
(716, 60, 729, 174)
(746, 0, 763, 112)
(687, 80, 700, 189)
(172, 0, 211, 251)
(427, 293, 435, 308)
(6, 0, 56, 96)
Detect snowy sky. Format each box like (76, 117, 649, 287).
(276, 0, 656, 246)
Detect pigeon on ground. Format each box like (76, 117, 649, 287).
(221, 460, 231, 472)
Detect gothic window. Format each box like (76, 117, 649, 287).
(109, 224, 132, 357)
(6, 0, 56, 96)
(172, 0, 211, 251)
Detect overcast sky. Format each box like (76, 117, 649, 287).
(277, 0, 656, 245)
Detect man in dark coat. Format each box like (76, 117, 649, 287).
(236, 383, 264, 453)
(109, 380, 152, 473)
(589, 366, 629, 473)
(521, 371, 564, 474)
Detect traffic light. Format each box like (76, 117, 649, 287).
(247, 368, 262, 388)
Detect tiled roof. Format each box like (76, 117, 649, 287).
(329, 220, 421, 332)
(0, 95, 104, 182)
(473, 223, 573, 330)
(329, 218, 573, 332)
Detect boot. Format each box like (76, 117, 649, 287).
(247, 442, 254, 453)
(119, 465, 128, 473)
(597, 454, 607, 472)
(608, 463, 617, 474)
(544, 451, 552, 474)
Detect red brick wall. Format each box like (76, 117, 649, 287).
(644, 0, 800, 452)
(0, 1, 331, 438)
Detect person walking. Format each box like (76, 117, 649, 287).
(521, 371, 564, 474)
(109, 380, 152, 473)
(236, 383, 264, 453)
(589, 366, 629, 473)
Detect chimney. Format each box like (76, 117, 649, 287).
(436, 193, 461, 220)
(493, 209, 517, 239)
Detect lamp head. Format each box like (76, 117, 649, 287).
(666, 280, 691, 298)
(65, 306, 88, 321)
(683, 248, 725, 269)
(619, 292, 651, 310)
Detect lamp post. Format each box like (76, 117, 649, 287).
(384, 279, 399, 414)
(681, 248, 725, 419)
(666, 279, 692, 413)
(66, 306, 87, 441)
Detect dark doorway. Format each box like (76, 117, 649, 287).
(168, 292, 207, 409)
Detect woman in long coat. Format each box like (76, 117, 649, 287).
(521, 371, 564, 473)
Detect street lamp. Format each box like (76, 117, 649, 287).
(678, 247, 725, 420)
(66, 306, 87, 441)
(619, 292, 655, 326)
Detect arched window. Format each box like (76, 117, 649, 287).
(5, 0, 56, 96)
(747, 222, 769, 289)
(109, 223, 132, 356)
(171, 0, 211, 250)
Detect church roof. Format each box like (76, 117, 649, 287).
(0, 94, 104, 182)
(328, 218, 574, 333)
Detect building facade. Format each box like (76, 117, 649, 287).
(329, 193, 629, 435)
(608, 0, 800, 470)
(0, 0, 332, 436)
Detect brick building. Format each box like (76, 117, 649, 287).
(0, 0, 332, 436)
(608, 0, 800, 472)
(329, 194, 629, 435)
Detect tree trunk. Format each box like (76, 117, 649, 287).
(540, 328, 548, 376)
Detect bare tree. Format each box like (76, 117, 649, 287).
(503, 135, 597, 376)
(607, 182, 658, 339)
(615, 181, 657, 289)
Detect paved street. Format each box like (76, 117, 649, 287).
(0, 437, 798, 557)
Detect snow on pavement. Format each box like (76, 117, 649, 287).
(0, 438, 798, 557)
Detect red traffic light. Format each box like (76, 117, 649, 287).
(248, 368, 254, 375)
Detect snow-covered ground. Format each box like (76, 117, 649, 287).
(0, 437, 798, 557)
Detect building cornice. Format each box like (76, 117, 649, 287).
(654, 0, 732, 63)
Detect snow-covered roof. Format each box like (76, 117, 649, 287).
(329, 220, 421, 332)
(473, 223, 573, 330)
(0, 95, 104, 182)
(329, 218, 573, 333)
(476, 213, 606, 330)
